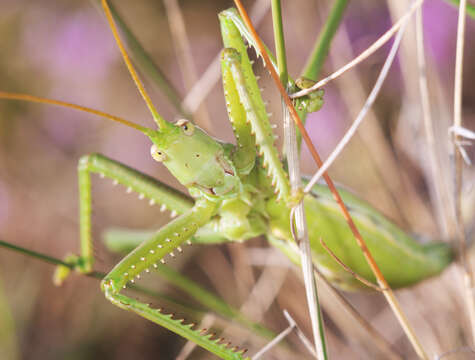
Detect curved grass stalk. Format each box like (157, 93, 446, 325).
(301, 0, 349, 81)
(0, 238, 274, 345)
(231, 1, 429, 358)
(452, 0, 475, 347)
(295, 0, 348, 149)
(290, 0, 424, 99)
(415, 6, 454, 237)
(447, 0, 475, 17)
(181, 0, 271, 115)
(163, 0, 212, 130)
(91, 0, 189, 117)
(303, 18, 408, 193)
(0, 239, 199, 315)
(271, 1, 327, 357)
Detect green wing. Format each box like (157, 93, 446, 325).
(267, 182, 453, 291)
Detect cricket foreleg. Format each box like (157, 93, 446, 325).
(221, 48, 290, 201)
(54, 153, 194, 285)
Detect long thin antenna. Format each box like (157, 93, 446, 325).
(0, 92, 149, 132)
(101, 0, 167, 129)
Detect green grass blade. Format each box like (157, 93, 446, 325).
(301, 0, 349, 80)
(447, 0, 475, 17)
(271, 2, 328, 357)
(271, 0, 288, 85)
(0, 239, 203, 317)
(0, 276, 19, 360)
(296, 0, 348, 149)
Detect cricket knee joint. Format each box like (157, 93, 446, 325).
(53, 253, 92, 286)
(78, 153, 100, 171)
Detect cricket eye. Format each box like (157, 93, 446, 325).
(176, 119, 195, 136)
(150, 144, 167, 162)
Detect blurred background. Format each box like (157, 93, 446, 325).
(0, 0, 474, 359)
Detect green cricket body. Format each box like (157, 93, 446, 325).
(142, 108, 452, 291)
(143, 110, 453, 291)
(1, 4, 455, 359)
(135, 9, 453, 292)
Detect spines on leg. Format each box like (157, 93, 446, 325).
(221, 49, 290, 201)
(80, 153, 193, 214)
(100, 198, 249, 359)
(221, 59, 256, 175)
(101, 198, 215, 293)
(219, 11, 263, 176)
(219, 11, 290, 201)
(66, 153, 194, 280)
(219, 9, 278, 73)
(106, 294, 248, 359)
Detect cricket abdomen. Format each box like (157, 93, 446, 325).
(266, 182, 454, 291)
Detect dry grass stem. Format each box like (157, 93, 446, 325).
(303, 19, 407, 193)
(452, 0, 475, 347)
(231, 0, 430, 358)
(163, 0, 212, 130)
(415, 6, 455, 237)
(290, 0, 424, 99)
(251, 310, 296, 360)
(181, 0, 270, 114)
(312, 267, 403, 359)
(319, 238, 384, 291)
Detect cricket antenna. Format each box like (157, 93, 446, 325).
(101, 0, 167, 130)
(0, 92, 150, 132)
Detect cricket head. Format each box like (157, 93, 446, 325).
(143, 119, 239, 197)
(96, 0, 239, 198)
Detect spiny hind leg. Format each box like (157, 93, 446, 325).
(100, 199, 247, 358)
(54, 152, 194, 285)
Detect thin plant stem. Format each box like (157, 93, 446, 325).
(0, 238, 280, 344)
(296, 0, 348, 149)
(302, 0, 349, 80)
(181, 0, 270, 114)
(415, 7, 455, 238)
(291, 0, 424, 99)
(101, 0, 166, 128)
(303, 18, 408, 193)
(162, 0, 212, 130)
(271, 0, 288, 85)
(247, 246, 402, 359)
(312, 267, 403, 360)
(448, 0, 475, 17)
(287, 91, 328, 358)
(251, 311, 295, 360)
(271, 1, 327, 358)
(452, 0, 475, 346)
(0, 240, 194, 312)
(232, 1, 428, 358)
(0, 239, 72, 269)
(319, 238, 383, 291)
(283, 310, 318, 357)
(91, 0, 188, 117)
